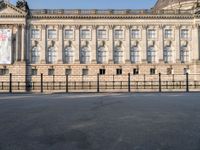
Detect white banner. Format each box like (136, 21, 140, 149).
(0, 29, 12, 64)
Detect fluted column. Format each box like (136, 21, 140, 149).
(192, 24, 200, 62)
(57, 25, 63, 64)
(40, 25, 46, 64)
(108, 25, 114, 64)
(21, 25, 25, 61)
(74, 25, 80, 64)
(175, 25, 180, 63)
(125, 25, 131, 63)
(158, 25, 164, 63)
(91, 25, 97, 63)
(141, 25, 147, 63)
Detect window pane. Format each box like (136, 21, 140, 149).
(47, 47, 56, 64)
(81, 30, 90, 39)
(31, 29, 40, 39)
(115, 30, 123, 39)
(98, 30, 107, 39)
(80, 47, 90, 64)
(64, 47, 73, 63)
(148, 29, 156, 39)
(48, 29, 57, 39)
(131, 29, 140, 39)
(181, 29, 189, 39)
(97, 47, 106, 64)
(64, 30, 73, 39)
(31, 47, 40, 64)
(164, 29, 172, 38)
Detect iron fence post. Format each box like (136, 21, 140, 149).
(186, 73, 189, 92)
(41, 73, 43, 93)
(66, 74, 68, 93)
(159, 73, 162, 92)
(97, 73, 100, 93)
(9, 73, 12, 93)
(128, 73, 131, 93)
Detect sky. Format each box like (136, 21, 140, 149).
(9, 0, 157, 9)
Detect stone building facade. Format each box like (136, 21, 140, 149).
(0, 0, 200, 89)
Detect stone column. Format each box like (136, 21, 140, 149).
(74, 25, 80, 64)
(15, 25, 19, 62)
(192, 24, 200, 62)
(141, 25, 147, 63)
(175, 25, 180, 63)
(21, 25, 25, 61)
(158, 25, 164, 63)
(40, 25, 46, 64)
(125, 25, 131, 63)
(91, 25, 97, 63)
(108, 25, 114, 64)
(57, 25, 63, 64)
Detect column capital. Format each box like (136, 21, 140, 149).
(108, 25, 115, 30)
(75, 25, 81, 30)
(142, 25, 148, 29)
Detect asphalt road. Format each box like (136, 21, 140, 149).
(0, 93, 200, 150)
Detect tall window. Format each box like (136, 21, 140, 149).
(97, 30, 107, 39)
(31, 47, 40, 64)
(164, 29, 172, 39)
(48, 29, 57, 39)
(97, 47, 107, 64)
(64, 29, 74, 39)
(180, 46, 189, 63)
(130, 46, 139, 63)
(163, 46, 172, 63)
(114, 47, 123, 64)
(31, 29, 40, 39)
(80, 47, 90, 64)
(114, 30, 124, 39)
(147, 46, 156, 63)
(47, 47, 56, 64)
(181, 29, 189, 39)
(64, 47, 73, 63)
(131, 29, 140, 39)
(148, 29, 156, 39)
(81, 29, 90, 39)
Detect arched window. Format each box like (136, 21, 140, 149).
(164, 46, 172, 63)
(114, 47, 123, 64)
(80, 47, 90, 64)
(97, 47, 106, 64)
(180, 46, 189, 63)
(147, 46, 156, 63)
(64, 47, 73, 64)
(47, 47, 56, 64)
(31, 46, 39, 64)
(130, 46, 139, 63)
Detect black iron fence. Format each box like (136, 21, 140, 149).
(1, 73, 200, 93)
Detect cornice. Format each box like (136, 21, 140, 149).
(29, 14, 194, 20)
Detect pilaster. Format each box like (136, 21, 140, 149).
(108, 25, 114, 64)
(74, 25, 80, 64)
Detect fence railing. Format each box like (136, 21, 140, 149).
(1, 73, 200, 93)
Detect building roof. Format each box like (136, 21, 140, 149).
(154, 0, 198, 10)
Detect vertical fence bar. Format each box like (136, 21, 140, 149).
(66, 74, 68, 93)
(113, 75, 115, 89)
(41, 74, 43, 93)
(9, 73, 12, 93)
(128, 73, 131, 93)
(186, 73, 189, 92)
(159, 73, 162, 92)
(53, 75, 55, 90)
(97, 73, 100, 93)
